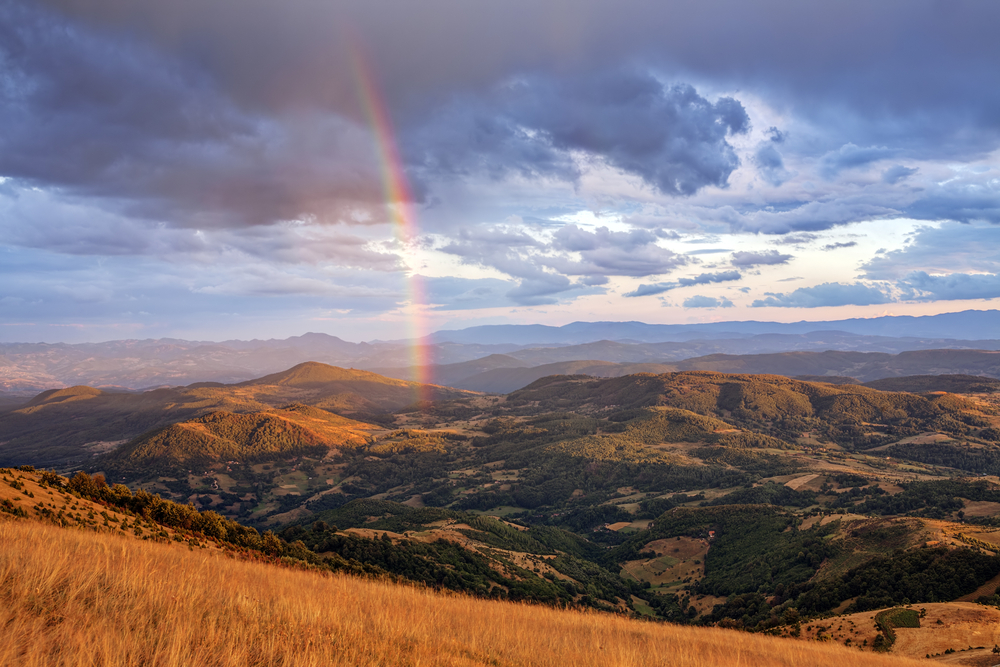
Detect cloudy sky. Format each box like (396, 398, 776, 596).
(2, 0, 1000, 343)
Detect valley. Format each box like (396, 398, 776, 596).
(6, 359, 1000, 662)
(8, 1, 998, 663)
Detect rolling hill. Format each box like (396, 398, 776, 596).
(235, 361, 471, 413)
(98, 404, 379, 474)
(0, 362, 471, 468)
(504, 371, 990, 434)
(9, 359, 1000, 647)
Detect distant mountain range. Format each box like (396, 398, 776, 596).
(425, 309, 1000, 344)
(4, 309, 1000, 395)
(373, 349, 1000, 394)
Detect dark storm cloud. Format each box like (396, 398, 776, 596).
(40, 0, 1000, 151)
(0, 1, 382, 230)
(10, 0, 1000, 236)
(8, 0, 1000, 337)
(406, 71, 750, 196)
(730, 250, 792, 268)
(751, 282, 891, 308)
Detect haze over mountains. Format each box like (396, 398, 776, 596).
(5, 310, 1000, 397)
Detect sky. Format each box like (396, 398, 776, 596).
(2, 0, 1000, 343)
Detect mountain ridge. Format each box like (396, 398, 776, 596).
(6, 309, 1000, 392)
(0, 361, 469, 468)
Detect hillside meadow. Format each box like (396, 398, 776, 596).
(0, 518, 927, 667)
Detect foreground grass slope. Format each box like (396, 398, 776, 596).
(0, 519, 926, 667)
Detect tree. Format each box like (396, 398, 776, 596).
(261, 531, 283, 556)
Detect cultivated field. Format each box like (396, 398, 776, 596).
(0, 518, 929, 667)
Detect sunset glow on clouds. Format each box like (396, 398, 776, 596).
(2, 0, 1000, 342)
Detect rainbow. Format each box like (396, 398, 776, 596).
(349, 43, 433, 404)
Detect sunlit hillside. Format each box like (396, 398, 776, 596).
(99, 403, 379, 473)
(0, 362, 471, 468)
(0, 516, 929, 667)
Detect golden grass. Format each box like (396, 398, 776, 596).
(1, 518, 925, 667)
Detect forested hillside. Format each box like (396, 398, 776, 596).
(6, 366, 1000, 652)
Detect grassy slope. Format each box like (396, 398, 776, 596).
(786, 602, 1000, 662)
(0, 516, 928, 667)
(0, 362, 472, 467)
(98, 404, 378, 472)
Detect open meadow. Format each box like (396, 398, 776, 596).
(0, 517, 930, 667)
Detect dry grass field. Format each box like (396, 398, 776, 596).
(0, 518, 930, 667)
(791, 602, 1000, 665)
